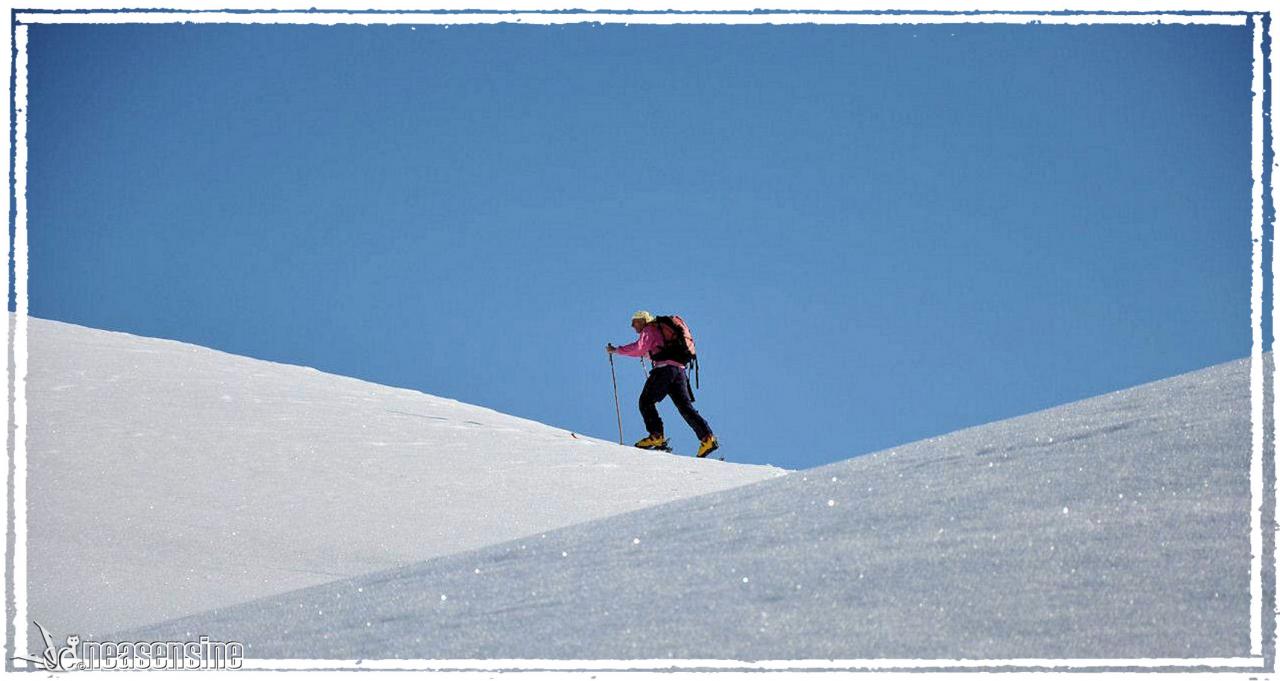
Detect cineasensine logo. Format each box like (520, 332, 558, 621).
(11, 621, 244, 671)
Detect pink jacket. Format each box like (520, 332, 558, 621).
(614, 324, 685, 369)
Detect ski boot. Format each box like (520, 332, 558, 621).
(634, 434, 671, 452)
(697, 435, 720, 458)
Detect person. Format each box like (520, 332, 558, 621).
(607, 310, 719, 458)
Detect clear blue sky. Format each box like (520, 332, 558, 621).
(25, 20, 1253, 468)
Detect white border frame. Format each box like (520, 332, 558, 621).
(10, 10, 1257, 24)
(5, 6, 1272, 675)
(1250, 10, 1266, 663)
(10, 20, 27, 674)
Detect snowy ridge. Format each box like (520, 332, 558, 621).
(24, 316, 785, 642)
(124, 355, 1260, 660)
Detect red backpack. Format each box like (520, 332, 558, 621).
(650, 315, 700, 388)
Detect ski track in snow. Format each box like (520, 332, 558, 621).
(23, 316, 785, 644)
(121, 353, 1265, 661)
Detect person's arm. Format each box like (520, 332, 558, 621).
(610, 326, 660, 357)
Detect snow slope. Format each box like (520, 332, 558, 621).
(127, 356, 1259, 661)
(24, 316, 785, 641)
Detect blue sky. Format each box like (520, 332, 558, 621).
(25, 20, 1253, 469)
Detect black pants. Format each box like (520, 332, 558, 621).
(640, 364, 713, 441)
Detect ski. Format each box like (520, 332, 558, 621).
(635, 444, 724, 461)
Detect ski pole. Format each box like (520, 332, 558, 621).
(609, 352, 624, 445)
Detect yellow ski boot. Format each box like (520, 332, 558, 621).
(634, 434, 670, 451)
(696, 435, 720, 458)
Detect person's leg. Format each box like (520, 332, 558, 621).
(669, 368, 713, 441)
(638, 367, 674, 438)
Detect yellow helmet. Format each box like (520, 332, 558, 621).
(631, 310, 655, 324)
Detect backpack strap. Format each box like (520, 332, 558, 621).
(686, 359, 696, 403)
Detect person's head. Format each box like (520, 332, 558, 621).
(631, 310, 655, 333)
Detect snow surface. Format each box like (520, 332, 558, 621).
(24, 317, 785, 642)
(123, 355, 1261, 660)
